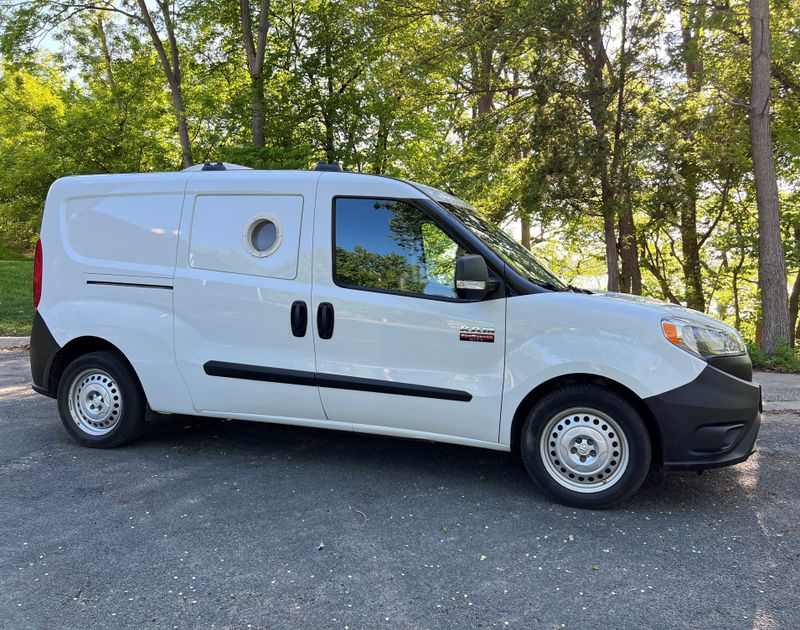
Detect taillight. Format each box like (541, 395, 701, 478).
(33, 238, 42, 309)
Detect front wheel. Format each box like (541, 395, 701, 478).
(520, 385, 651, 509)
(57, 351, 146, 448)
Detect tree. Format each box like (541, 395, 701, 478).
(1, 0, 194, 167)
(749, 0, 791, 352)
(239, 0, 270, 146)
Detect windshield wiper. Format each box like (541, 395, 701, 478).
(567, 284, 592, 294)
(529, 278, 564, 291)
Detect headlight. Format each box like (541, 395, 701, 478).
(661, 318, 745, 358)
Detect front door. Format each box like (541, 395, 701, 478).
(311, 179, 506, 444)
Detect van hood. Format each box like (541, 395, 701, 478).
(586, 291, 740, 334)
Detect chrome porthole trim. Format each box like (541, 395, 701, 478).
(244, 213, 283, 258)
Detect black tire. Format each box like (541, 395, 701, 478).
(520, 384, 651, 509)
(57, 351, 146, 448)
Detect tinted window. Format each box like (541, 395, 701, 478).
(334, 198, 464, 298)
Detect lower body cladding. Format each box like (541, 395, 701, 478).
(644, 360, 761, 471)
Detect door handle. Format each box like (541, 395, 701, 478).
(290, 301, 308, 337)
(317, 302, 335, 340)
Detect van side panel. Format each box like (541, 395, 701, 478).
(38, 174, 195, 414)
(62, 194, 180, 271)
(189, 194, 303, 279)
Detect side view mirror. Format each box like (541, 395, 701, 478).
(455, 254, 498, 300)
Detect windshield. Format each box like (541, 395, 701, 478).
(410, 182, 567, 291)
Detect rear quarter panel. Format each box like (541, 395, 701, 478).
(38, 174, 195, 413)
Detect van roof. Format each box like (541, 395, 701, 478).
(49, 165, 473, 211)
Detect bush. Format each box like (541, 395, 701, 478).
(747, 341, 800, 373)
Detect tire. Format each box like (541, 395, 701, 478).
(57, 351, 146, 448)
(520, 384, 651, 509)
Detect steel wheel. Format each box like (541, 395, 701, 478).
(67, 368, 123, 436)
(539, 407, 630, 493)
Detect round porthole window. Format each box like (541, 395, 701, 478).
(245, 215, 282, 257)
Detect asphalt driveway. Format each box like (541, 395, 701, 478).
(1, 349, 799, 629)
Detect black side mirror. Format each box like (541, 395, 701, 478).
(455, 254, 491, 300)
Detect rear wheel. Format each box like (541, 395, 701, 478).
(520, 384, 651, 508)
(57, 351, 146, 448)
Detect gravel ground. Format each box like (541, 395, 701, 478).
(1, 349, 799, 629)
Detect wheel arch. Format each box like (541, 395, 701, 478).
(47, 336, 143, 398)
(509, 373, 663, 466)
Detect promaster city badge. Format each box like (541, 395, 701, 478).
(460, 325, 495, 343)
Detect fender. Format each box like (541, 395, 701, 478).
(498, 292, 706, 445)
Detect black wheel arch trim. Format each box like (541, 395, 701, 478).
(203, 360, 472, 402)
(30, 315, 146, 401)
(30, 310, 61, 398)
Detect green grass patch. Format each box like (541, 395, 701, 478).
(747, 341, 800, 374)
(0, 260, 34, 336)
(0, 243, 33, 261)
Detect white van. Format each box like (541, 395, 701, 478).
(30, 162, 761, 508)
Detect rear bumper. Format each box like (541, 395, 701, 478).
(644, 362, 761, 471)
(30, 310, 60, 398)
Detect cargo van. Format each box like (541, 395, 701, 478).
(29, 162, 761, 508)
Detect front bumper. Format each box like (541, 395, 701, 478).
(644, 361, 761, 471)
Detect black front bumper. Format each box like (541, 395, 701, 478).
(644, 360, 761, 471)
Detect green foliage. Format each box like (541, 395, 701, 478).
(747, 341, 800, 374)
(335, 245, 425, 294)
(0, 261, 33, 336)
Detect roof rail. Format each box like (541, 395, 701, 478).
(314, 161, 343, 172)
(182, 162, 252, 172)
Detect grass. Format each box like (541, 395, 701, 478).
(747, 341, 800, 374)
(0, 260, 34, 336)
(0, 243, 32, 261)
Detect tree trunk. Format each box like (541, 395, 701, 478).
(521, 214, 531, 250)
(602, 203, 620, 291)
(750, 0, 791, 353)
(618, 204, 640, 293)
(373, 111, 391, 174)
(240, 0, 270, 147)
(95, 13, 121, 110)
(584, 0, 619, 291)
(137, 0, 192, 167)
(322, 40, 336, 163)
(679, 197, 705, 311)
(250, 74, 266, 147)
(733, 268, 742, 330)
(611, 0, 639, 294)
(789, 229, 800, 346)
(789, 268, 800, 347)
(475, 46, 494, 117)
(677, 3, 706, 311)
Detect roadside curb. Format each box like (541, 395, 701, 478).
(0, 337, 30, 350)
(763, 401, 800, 413)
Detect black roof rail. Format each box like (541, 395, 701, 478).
(314, 161, 343, 172)
(182, 162, 251, 172)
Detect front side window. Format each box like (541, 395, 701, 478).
(334, 197, 464, 298)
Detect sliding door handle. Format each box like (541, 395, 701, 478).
(317, 302, 335, 339)
(290, 301, 308, 337)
